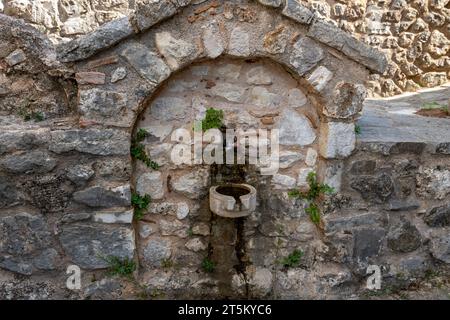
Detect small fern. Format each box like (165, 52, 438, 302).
(289, 172, 334, 226)
(104, 256, 136, 278)
(194, 108, 224, 132)
(279, 249, 303, 269)
(131, 192, 151, 220)
(131, 129, 160, 169)
(201, 257, 215, 273)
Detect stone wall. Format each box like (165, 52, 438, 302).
(0, 0, 449, 299)
(0, 0, 449, 97)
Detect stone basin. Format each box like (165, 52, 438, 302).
(209, 183, 257, 218)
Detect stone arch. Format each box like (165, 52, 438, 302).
(60, 0, 388, 298)
(0, 0, 390, 297)
(69, 0, 386, 159)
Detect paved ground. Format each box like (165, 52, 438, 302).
(359, 84, 450, 144)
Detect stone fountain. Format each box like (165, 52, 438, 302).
(209, 183, 257, 218)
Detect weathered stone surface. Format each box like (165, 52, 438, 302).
(248, 267, 273, 298)
(136, 172, 165, 200)
(279, 150, 303, 169)
(185, 238, 207, 252)
(176, 202, 190, 220)
(192, 222, 210, 236)
(60, 213, 91, 224)
(258, 0, 282, 7)
(75, 72, 106, 85)
(0, 151, 56, 174)
(171, 168, 210, 199)
(62, 17, 92, 37)
(263, 25, 289, 54)
(132, 0, 177, 32)
(59, 223, 135, 269)
(325, 211, 380, 232)
(307, 20, 388, 73)
(73, 185, 131, 207)
(83, 278, 122, 300)
(287, 88, 307, 108)
(121, 41, 170, 85)
(5, 49, 26, 66)
(0, 128, 50, 155)
(282, 0, 314, 24)
(143, 125, 173, 143)
(418, 72, 447, 87)
(319, 122, 355, 159)
(139, 223, 155, 239)
(323, 161, 344, 192)
(279, 109, 316, 146)
(150, 97, 190, 121)
(275, 269, 320, 299)
(66, 165, 94, 186)
(49, 129, 130, 156)
(351, 173, 394, 203)
(272, 174, 297, 190)
(436, 143, 450, 155)
(350, 160, 376, 175)
(267, 192, 305, 218)
(202, 22, 225, 59)
(148, 143, 172, 167)
(0, 175, 18, 208)
(143, 239, 172, 267)
(96, 158, 131, 179)
(210, 83, 246, 103)
(228, 27, 251, 57)
(249, 87, 282, 108)
(33, 248, 58, 270)
(387, 221, 422, 253)
(159, 219, 186, 237)
(0, 257, 33, 275)
(290, 37, 324, 76)
(324, 82, 367, 119)
(24, 174, 70, 213)
(0, 277, 55, 300)
(111, 67, 127, 83)
(58, 17, 134, 62)
(0, 213, 52, 275)
(430, 233, 450, 264)
(353, 227, 385, 260)
(416, 167, 450, 200)
(246, 66, 272, 85)
(297, 167, 314, 187)
(426, 30, 449, 56)
(306, 66, 333, 92)
(79, 89, 127, 120)
(305, 148, 317, 167)
(93, 209, 134, 224)
(155, 32, 197, 70)
(424, 204, 450, 228)
(388, 199, 420, 212)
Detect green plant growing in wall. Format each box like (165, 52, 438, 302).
(288, 172, 334, 227)
(355, 124, 362, 135)
(161, 258, 174, 269)
(201, 257, 215, 273)
(131, 128, 159, 170)
(194, 108, 224, 132)
(279, 249, 303, 269)
(132, 192, 151, 220)
(104, 256, 136, 278)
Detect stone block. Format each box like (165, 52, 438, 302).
(319, 122, 356, 159)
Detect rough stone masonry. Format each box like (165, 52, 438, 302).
(0, 0, 449, 300)
(1, 0, 449, 97)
